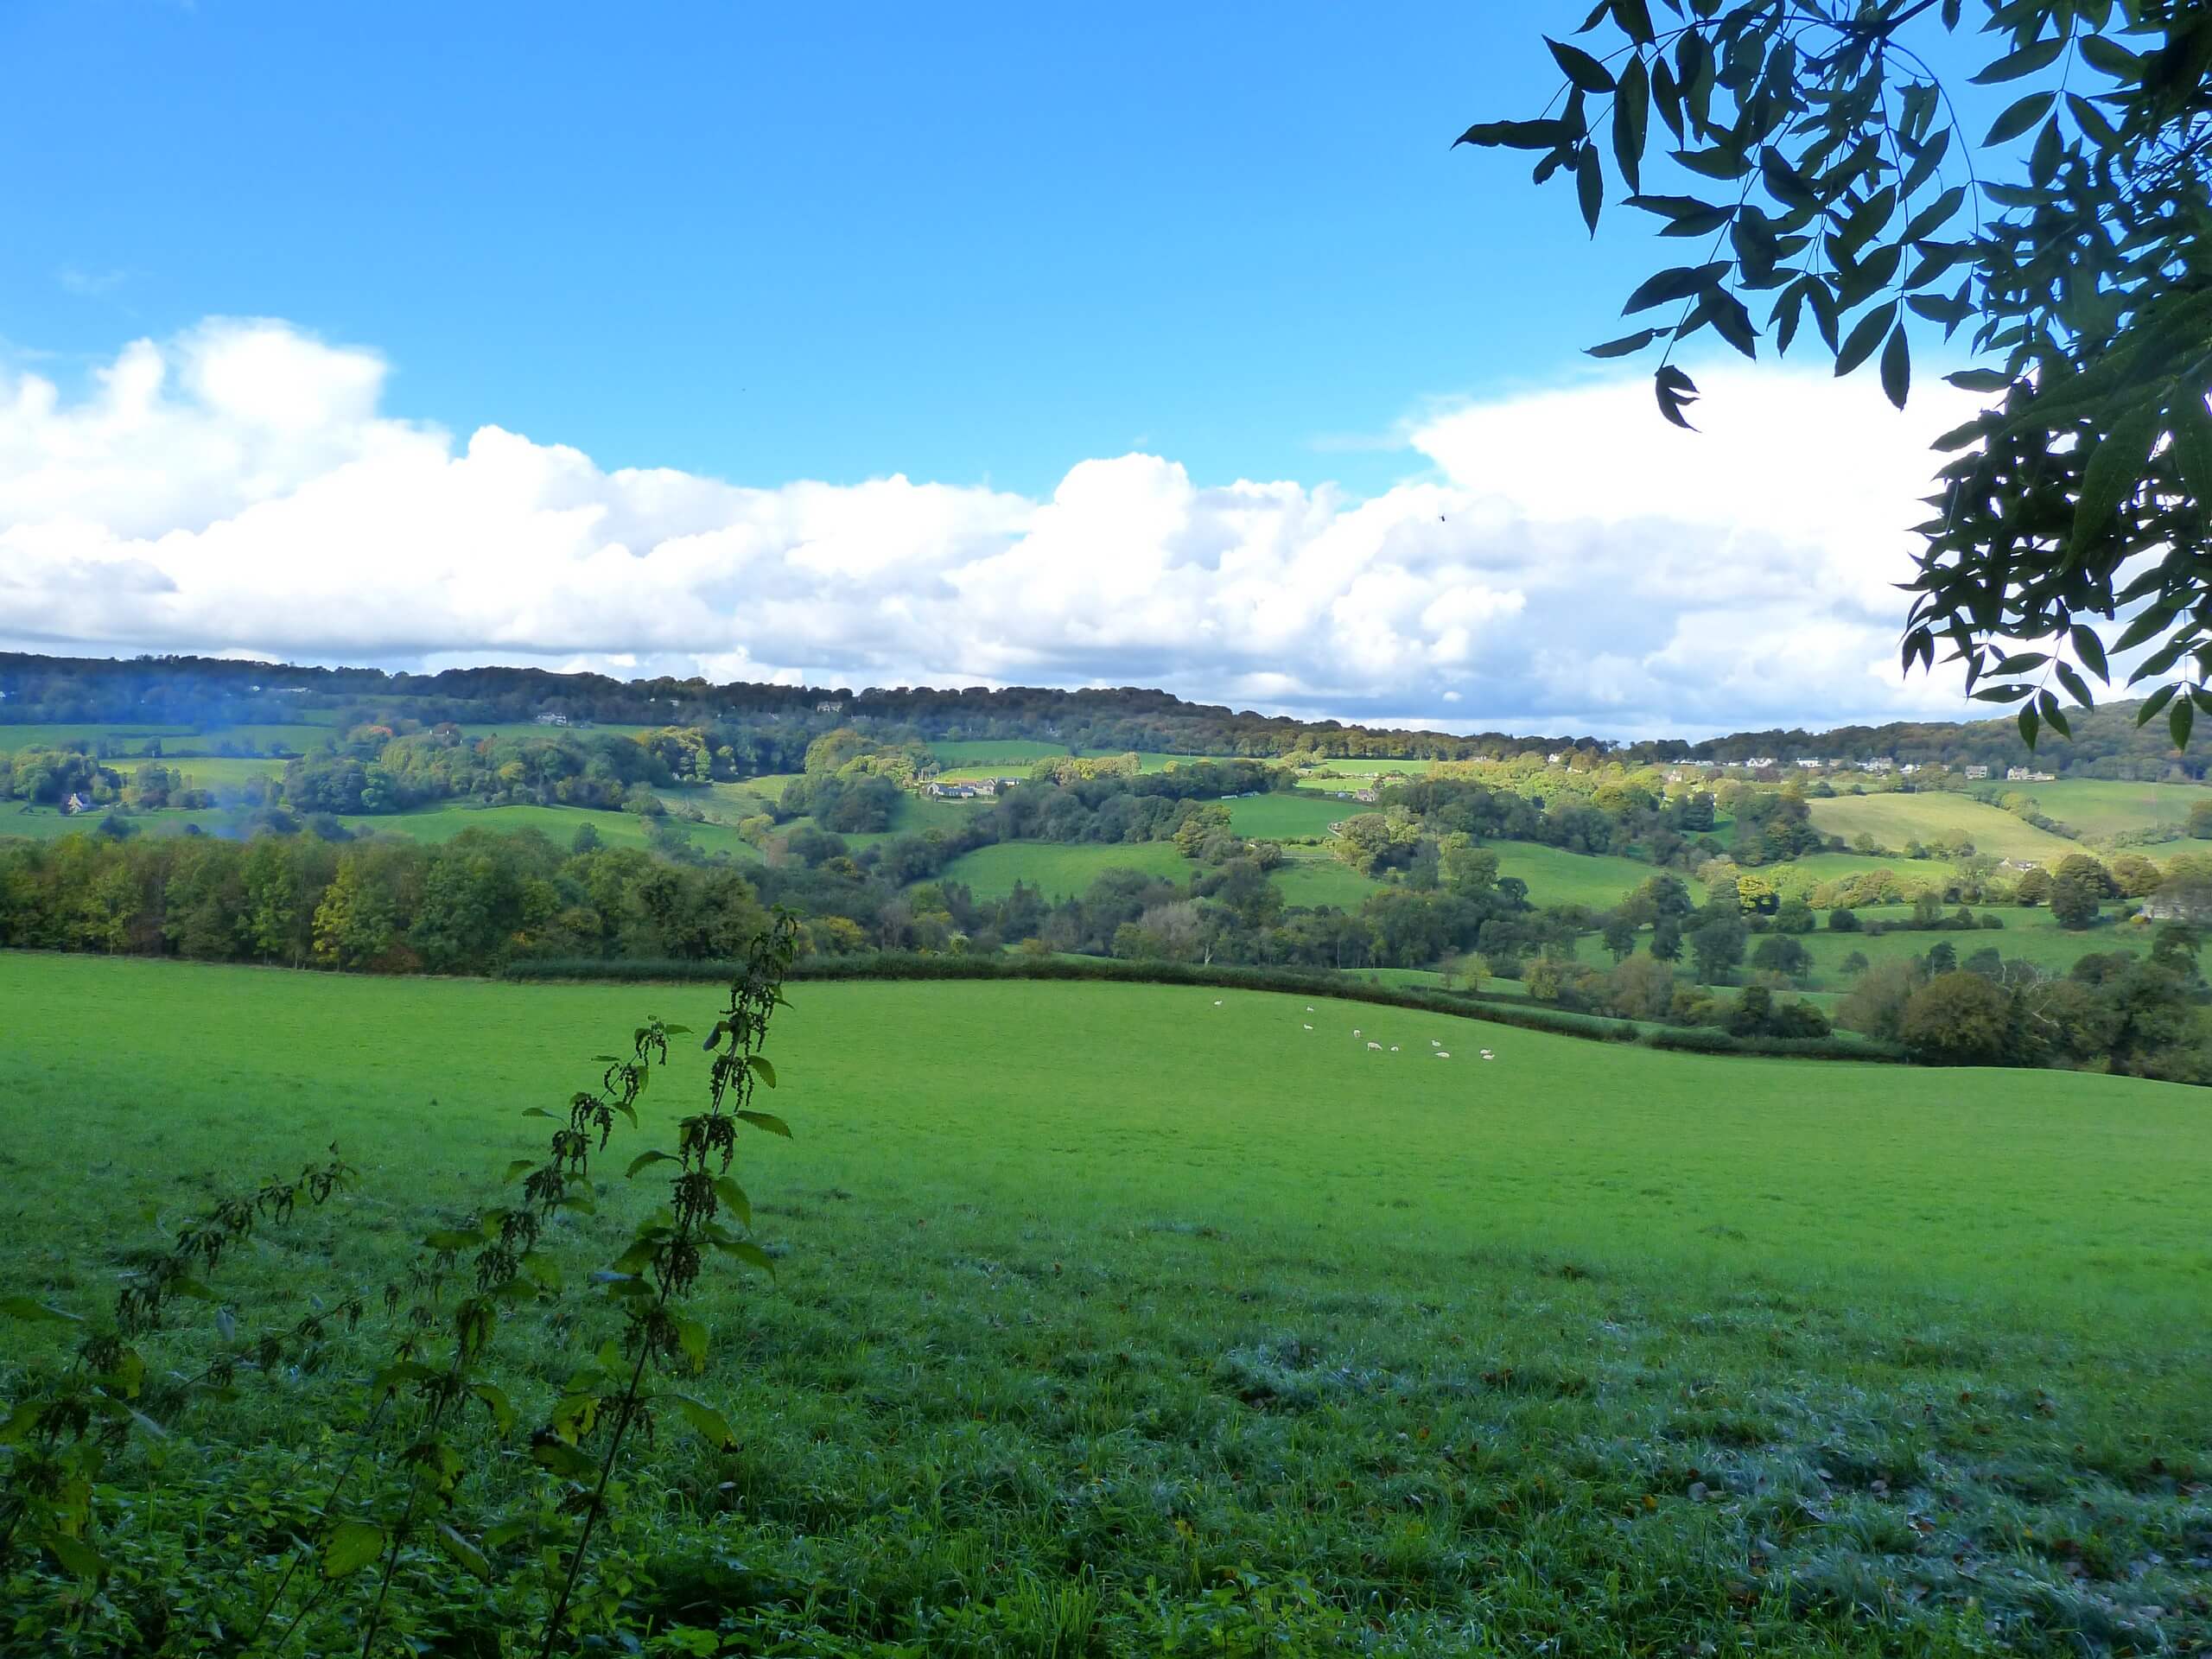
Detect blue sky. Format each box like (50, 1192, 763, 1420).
(1, 0, 1631, 496)
(0, 1, 1999, 737)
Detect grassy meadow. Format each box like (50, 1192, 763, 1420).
(123, 754, 289, 791)
(1268, 852, 1384, 909)
(0, 954, 2205, 1654)
(0, 722, 202, 753)
(1491, 841, 1655, 910)
(0, 722, 327, 757)
(2003, 779, 2205, 842)
(937, 838, 1194, 899)
(926, 739, 1071, 767)
(0, 802, 233, 841)
(1560, 904, 2142, 991)
(1805, 794, 2082, 862)
(1220, 792, 1351, 840)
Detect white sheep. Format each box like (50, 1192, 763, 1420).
(1352, 1028, 1362, 1038)
(1212, 999, 1223, 1006)
(1302, 1023, 1313, 1031)
(1435, 1051, 1451, 1059)
(1389, 1045, 1400, 1052)
(1429, 1039, 1440, 1047)
(1479, 1049, 1495, 1060)
(1366, 1040, 1382, 1051)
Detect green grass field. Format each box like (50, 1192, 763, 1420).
(0, 954, 2204, 1654)
(118, 754, 288, 792)
(937, 838, 1192, 899)
(1572, 904, 2139, 991)
(1297, 757, 1440, 777)
(1790, 905, 2141, 984)
(1491, 841, 1655, 909)
(0, 722, 202, 754)
(1806, 793, 2081, 862)
(0, 803, 233, 841)
(1999, 779, 2207, 842)
(926, 738, 1071, 766)
(1761, 851, 1955, 895)
(196, 722, 331, 753)
(797, 791, 993, 853)
(0, 721, 329, 757)
(1222, 791, 1351, 840)
(1268, 852, 1382, 909)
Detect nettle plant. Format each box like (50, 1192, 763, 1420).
(0, 1158, 359, 1580)
(1458, 0, 2211, 744)
(0, 915, 799, 1655)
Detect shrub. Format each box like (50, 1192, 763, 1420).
(1901, 970, 2016, 1065)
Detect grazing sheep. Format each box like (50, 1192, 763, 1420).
(1389, 1045, 1399, 1052)
(1429, 1039, 1440, 1047)
(1435, 1051, 1450, 1059)
(1305, 1005, 1315, 1012)
(1212, 999, 1223, 1006)
(1479, 1049, 1494, 1060)
(1352, 1028, 1362, 1038)
(1366, 1041, 1382, 1051)
(1302, 1023, 1314, 1031)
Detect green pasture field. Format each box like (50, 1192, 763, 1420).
(925, 738, 1071, 766)
(0, 803, 232, 841)
(1806, 793, 2080, 862)
(685, 780, 782, 826)
(119, 754, 287, 792)
(336, 804, 762, 861)
(1268, 852, 1382, 909)
(1293, 763, 1434, 792)
(188, 725, 332, 756)
(785, 791, 991, 854)
(739, 771, 800, 804)
(1999, 778, 2206, 842)
(1789, 906, 2143, 986)
(0, 722, 200, 754)
(1222, 791, 1350, 840)
(1760, 852, 1955, 895)
(1491, 840, 1654, 909)
(1547, 903, 2135, 995)
(935, 838, 1190, 899)
(0, 955, 2203, 1654)
(1299, 757, 1439, 777)
(929, 752, 1243, 785)
(0, 721, 327, 758)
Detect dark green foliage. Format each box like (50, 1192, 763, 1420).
(2049, 872, 2103, 928)
(1750, 933, 1812, 980)
(1458, 2, 2212, 746)
(1902, 969, 2017, 1065)
(1689, 908, 1748, 982)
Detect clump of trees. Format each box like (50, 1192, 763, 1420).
(1836, 927, 2212, 1083)
(0, 747, 125, 808)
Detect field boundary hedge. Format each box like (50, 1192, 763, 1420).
(504, 952, 1907, 1064)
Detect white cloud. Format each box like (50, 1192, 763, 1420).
(0, 319, 1991, 738)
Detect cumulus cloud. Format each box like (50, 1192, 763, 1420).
(0, 318, 1989, 738)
